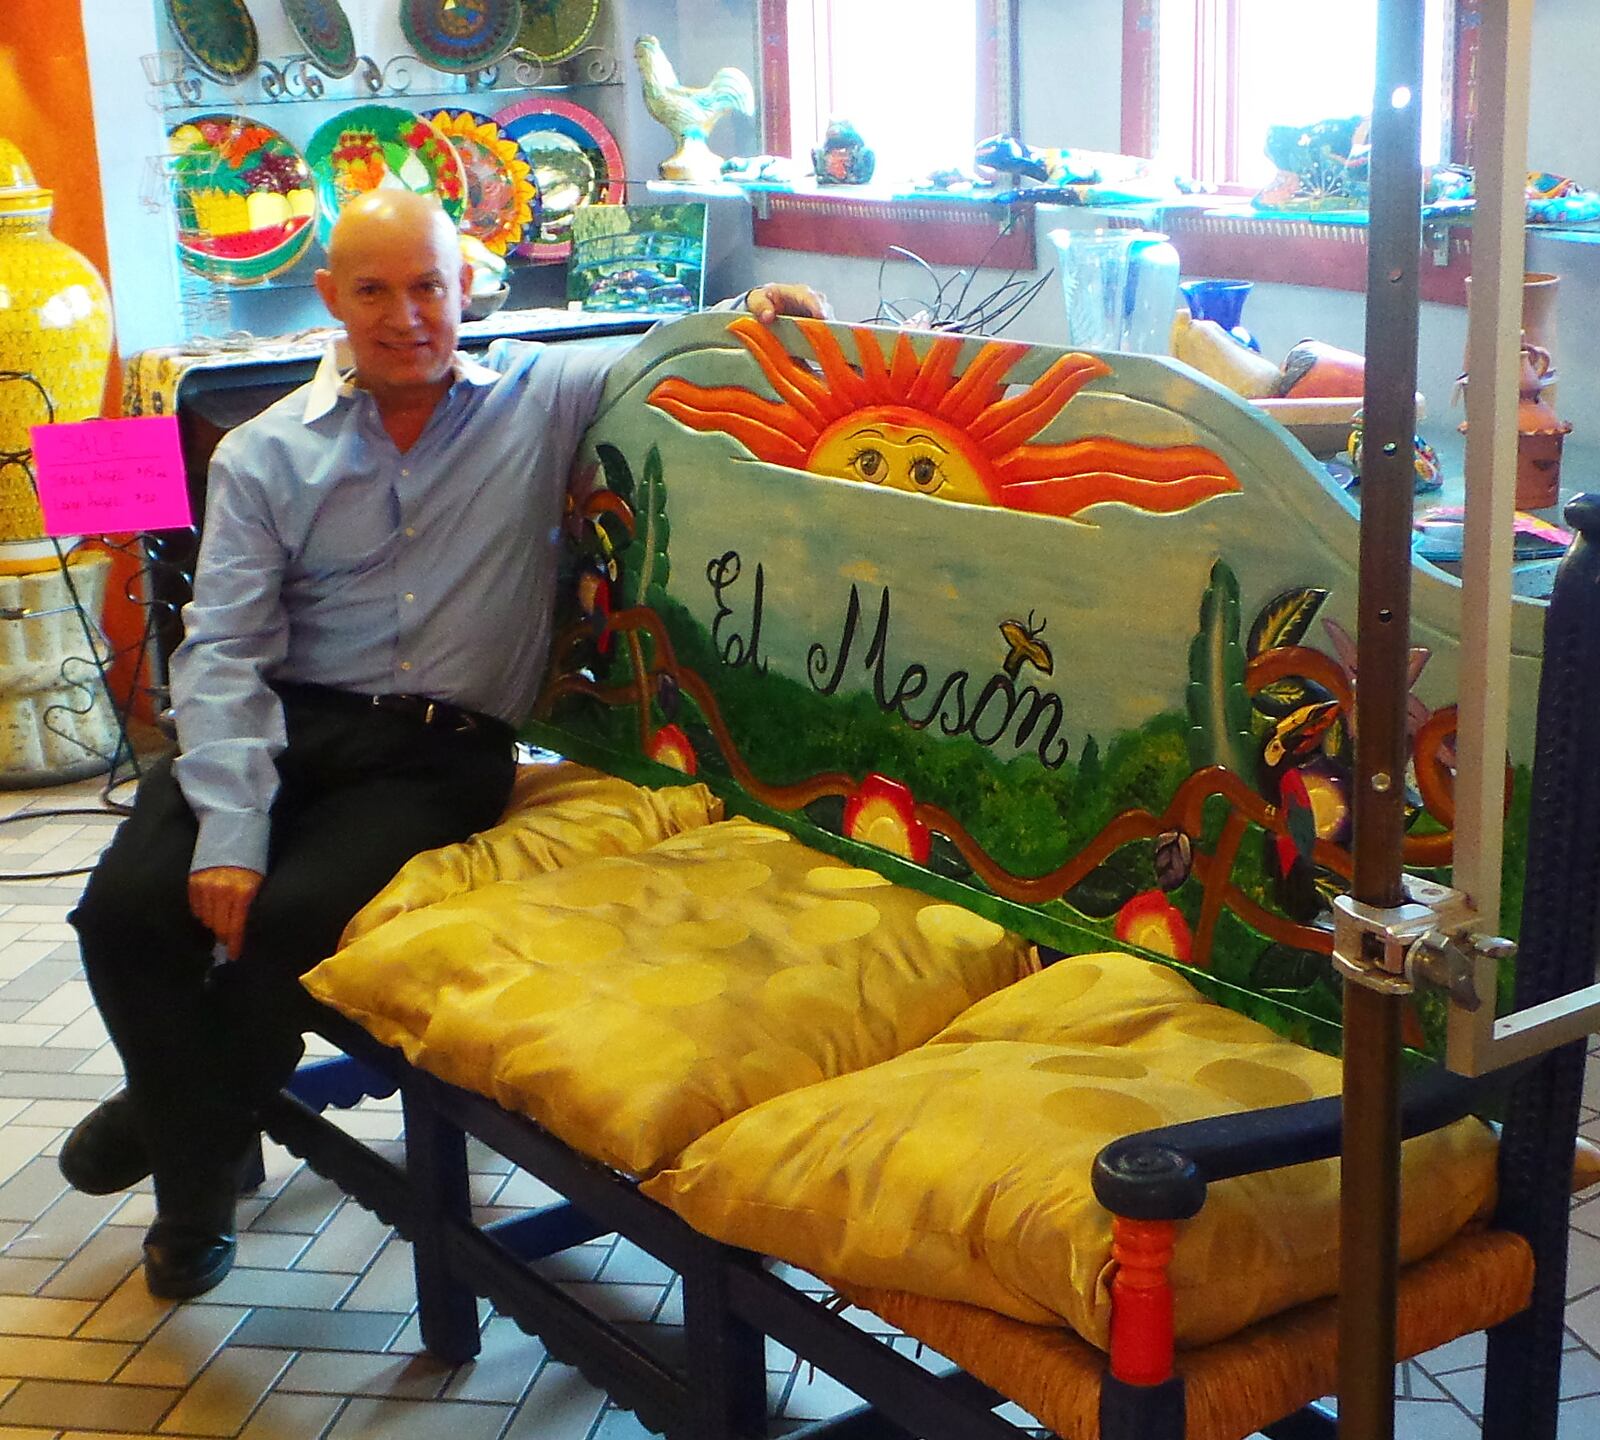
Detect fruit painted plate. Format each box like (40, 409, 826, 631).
(167, 114, 317, 285)
(163, 0, 259, 85)
(400, 0, 524, 75)
(304, 105, 466, 248)
(280, 0, 358, 79)
(491, 96, 623, 260)
(423, 110, 540, 256)
(515, 0, 600, 63)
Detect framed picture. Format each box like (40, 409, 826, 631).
(566, 203, 708, 313)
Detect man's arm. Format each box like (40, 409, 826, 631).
(170, 445, 292, 902)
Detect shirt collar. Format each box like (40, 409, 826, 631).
(301, 338, 501, 423)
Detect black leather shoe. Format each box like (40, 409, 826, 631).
(142, 1221, 237, 1300)
(58, 1092, 150, 1195)
(143, 1173, 238, 1300)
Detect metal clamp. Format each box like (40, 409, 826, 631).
(1332, 875, 1512, 1011)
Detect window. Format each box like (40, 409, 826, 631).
(1133, 0, 1455, 190)
(754, 0, 1028, 267)
(761, 0, 1015, 186)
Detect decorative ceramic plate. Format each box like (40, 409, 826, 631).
(400, 0, 524, 75)
(280, 0, 358, 79)
(423, 110, 539, 255)
(515, 0, 600, 63)
(163, 0, 260, 85)
(492, 96, 623, 260)
(167, 114, 317, 285)
(305, 105, 466, 248)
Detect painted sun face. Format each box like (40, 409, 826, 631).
(809, 408, 996, 506)
(647, 318, 1242, 523)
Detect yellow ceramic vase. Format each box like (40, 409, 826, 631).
(0, 134, 113, 544)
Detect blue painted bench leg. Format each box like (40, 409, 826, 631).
(683, 1250, 767, 1439)
(402, 1084, 482, 1364)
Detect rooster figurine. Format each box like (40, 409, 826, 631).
(635, 34, 755, 184)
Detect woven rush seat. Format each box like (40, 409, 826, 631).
(304, 816, 1038, 1176)
(829, 1228, 1534, 1440)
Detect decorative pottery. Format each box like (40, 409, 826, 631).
(423, 109, 539, 256)
(1457, 340, 1571, 511)
(1280, 339, 1366, 399)
(279, 0, 359, 79)
(305, 105, 466, 248)
(0, 137, 113, 542)
(1464, 270, 1561, 402)
(811, 118, 874, 186)
(515, 0, 600, 63)
(1343, 411, 1443, 494)
(1180, 279, 1258, 351)
(635, 35, 755, 186)
(492, 97, 623, 260)
(400, 0, 524, 75)
(167, 115, 317, 286)
(163, 0, 260, 85)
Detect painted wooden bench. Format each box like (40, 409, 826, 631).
(263, 312, 1593, 1440)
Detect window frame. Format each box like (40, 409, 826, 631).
(752, 0, 1032, 269)
(1120, 0, 1481, 182)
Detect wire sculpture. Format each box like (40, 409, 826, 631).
(864, 215, 1054, 336)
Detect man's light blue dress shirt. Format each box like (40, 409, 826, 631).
(171, 335, 629, 875)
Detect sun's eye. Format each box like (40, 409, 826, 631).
(907, 455, 946, 491)
(848, 447, 886, 482)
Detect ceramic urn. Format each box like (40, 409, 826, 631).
(0, 134, 113, 545)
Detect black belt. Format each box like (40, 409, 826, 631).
(275, 681, 516, 746)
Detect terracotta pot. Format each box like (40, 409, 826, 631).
(1463, 270, 1561, 401)
(1515, 428, 1565, 510)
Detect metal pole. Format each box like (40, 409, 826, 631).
(1339, 0, 1425, 1434)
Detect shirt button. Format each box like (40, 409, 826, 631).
(400, 468, 410, 478)
(404, 593, 415, 603)
(399, 661, 413, 672)
(405, 527, 416, 538)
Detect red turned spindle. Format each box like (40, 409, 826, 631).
(1108, 1216, 1177, 1386)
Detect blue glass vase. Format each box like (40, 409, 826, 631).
(1180, 279, 1258, 351)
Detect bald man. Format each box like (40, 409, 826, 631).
(64, 191, 829, 1299)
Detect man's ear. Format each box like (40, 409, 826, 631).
(313, 268, 340, 319)
(459, 260, 474, 311)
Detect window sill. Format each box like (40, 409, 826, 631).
(646, 180, 1036, 269)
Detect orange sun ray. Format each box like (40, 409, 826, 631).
(726, 316, 837, 431)
(943, 340, 1030, 426)
(852, 327, 896, 403)
(648, 381, 813, 468)
(887, 331, 922, 395)
(968, 353, 1112, 452)
(903, 335, 965, 409)
(1000, 470, 1241, 519)
(794, 319, 873, 411)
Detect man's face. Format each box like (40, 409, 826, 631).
(315, 220, 470, 402)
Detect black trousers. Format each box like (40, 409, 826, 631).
(70, 690, 517, 1207)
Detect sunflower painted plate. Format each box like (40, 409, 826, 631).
(492, 96, 623, 260)
(305, 105, 466, 248)
(280, 0, 358, 79)
(163, 0, 259, 85)
(400, 0, 524, 75)
(515, 0, 600, 63)
(423, 110, 540, 255)
(167, 114, 317, 285)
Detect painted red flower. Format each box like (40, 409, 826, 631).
(842, 774, 931, 863)
(1113, 890, 1195, 963)
(647, 724, 697, 775)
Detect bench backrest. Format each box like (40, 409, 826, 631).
(531, 313, 1547, 1053)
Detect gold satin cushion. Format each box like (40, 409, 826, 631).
(644, 953, 1499, 1349)
(340, 761, 723, 947)
(304, 818, 1037, 1177)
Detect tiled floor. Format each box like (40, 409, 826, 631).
(1, 775, 1599, 1439)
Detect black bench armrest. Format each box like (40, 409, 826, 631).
(1092, 1062, 1525, 1221)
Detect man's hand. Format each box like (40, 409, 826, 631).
(746, 283, 833, 325)
(189, 866, 264, 961)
